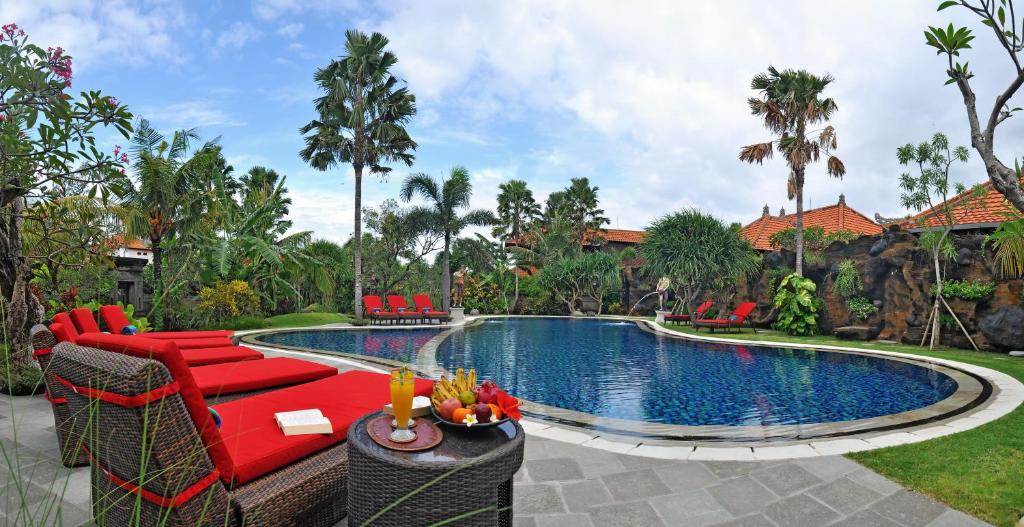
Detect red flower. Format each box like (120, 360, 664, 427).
(495, 389, 521, 421)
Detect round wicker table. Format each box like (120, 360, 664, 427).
(347, 412, 525, 527)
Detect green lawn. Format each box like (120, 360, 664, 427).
(655, 322, 1024, 527)
(266, 312, 352, 328)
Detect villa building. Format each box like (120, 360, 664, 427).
(899, 180, 1018, 232)
(739, 194, 882, 251)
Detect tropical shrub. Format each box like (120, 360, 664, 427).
(766, 265, 794, 295)
(769, 227, 858, 266)
(833, 259, 862, 299)
(538, 252, 619, 314)
(932, 279, 995, 301)
(1, 347, 42, 396)
(197, 280, 261, 324)
(772, 273, 819, 336)
(987, 218, 1024, 278)
(847, 296, 878, 320)
(117, 302, 151, 333)
(198, 315, 270, 331)
(461, 275, 505, 314)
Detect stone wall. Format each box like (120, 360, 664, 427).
(740, 226, 1024, 351)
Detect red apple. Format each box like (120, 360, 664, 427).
(473, 403, 492, 423)
(439, 398, 462, 421)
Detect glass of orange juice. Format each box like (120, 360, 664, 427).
(389, 368, 416, 443)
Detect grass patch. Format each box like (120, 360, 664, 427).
(266, 312, 352, 328)
(656, 321, 1024, 526)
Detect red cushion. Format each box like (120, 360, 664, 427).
(180, 346, 263, 367)
(190, 358, 336, 397)
(70, 308, 102, 334)
(73, 333, 236, 484)
(137, 330, 234, 340)
(49, 322, 76, 343)
(150, 336, 234, 349)
(51, 313, 79, 341)
(213, 370, 432, 485)
(697, 319, 734, 325)
(98, 305, 132, 334)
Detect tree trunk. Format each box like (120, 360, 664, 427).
(0, 198, 44, 365)
(441, 233, 451, 312)
(794, 176, 805, 277)
(150, 241, 164, 329)
(954, 76, 1024, 214)
(353, 166, 364, 319)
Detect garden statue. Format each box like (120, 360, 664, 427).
(656, 276, 671, 310)
(453, 267, 468, 307)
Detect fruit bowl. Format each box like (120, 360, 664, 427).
(430, 405, 510, 428)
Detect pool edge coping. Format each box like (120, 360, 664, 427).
(242, 316, 1024, 460)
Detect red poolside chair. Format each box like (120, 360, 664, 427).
(362, 295, 399, 325)
(55, 311, 263, 366)
(664, 300, 713, 325)
(96, 306, 235, 348)
(693, 302, 758, 333)
(386, 295, 423, 324)
(412, 294, 450, 324)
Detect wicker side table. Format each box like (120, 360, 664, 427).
(347, 412, 525, 527)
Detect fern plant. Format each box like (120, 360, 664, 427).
(833, 259, 862, 299)
(987, 218, 1024, 278)
(847, 296, 878, 320)
(772, 273, 819, 336)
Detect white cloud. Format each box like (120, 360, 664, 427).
(252, 0, 359, 20)
(287, 187, 356, 243)
(370, 0, 1014, 229)
(0, 0, 189, 70)
(277, 22, 304, 38)
(215, 22, 260, 51)
(139, 101, 247, 128)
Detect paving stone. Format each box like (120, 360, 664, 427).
(829, 509, 903, 527)
(514, 516, 538, 527)
(807, 476, 883, 514)
(649, 489, 732, 526)
(708, 514, 776, 527)
(515, 467, 527, 483)
(600, 468, 672, 502)
(576, 453, 627, 479)
(701, 461, 763, 479)
(846, 468, 905, 496)
(534, 512, 594, 527)
(870, 490, 948, 527)
(706, 475, 776, 517)
(654, 462, 720, 493)
(514, 483, 566, 514)
(925, 509, 991, 527)
(792, 456, 861, 481)
(616, 452, 673, 470)
(763, 494, 839, 526)
(560, 479, 613, 512)
(588, 500, 665, 527)
(526, 458, 584, 482)
(751, 462, 823, 496)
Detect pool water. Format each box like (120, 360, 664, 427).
(433, 318, 958, 426)
(258, 328, 440, 363)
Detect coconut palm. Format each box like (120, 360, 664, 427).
(126, 119, 220, 327)
(494, 179, 541, 240)
(400, 167, 496, 311)
(300, 30, 416, 320)
(739, 67, 846, 276)
(543, 177, 609, 240)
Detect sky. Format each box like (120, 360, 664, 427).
(4, 0, 1021, 243)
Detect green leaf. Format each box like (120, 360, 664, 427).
(937, 0, 958, 9)
(998, 6, 1006, 25)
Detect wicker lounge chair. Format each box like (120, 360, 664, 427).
(412, 294, 450, 324)
(386, 295, 423, 324)
(48, 334, 431, 526)
(664, 300, 713, 325)
(362, 295, 400, 325)
(97, 305, 234, 340)
(693, 302, 758, 333)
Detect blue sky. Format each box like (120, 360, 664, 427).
(5, 0, 1021, 242)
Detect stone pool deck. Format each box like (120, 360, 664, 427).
(0, 343, 999, 527)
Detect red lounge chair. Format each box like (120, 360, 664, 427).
(48, 335, 359, 524)
(53, 312, 262, 366)
(386, 295, 423, 324)
(665, 300, 713, 325)
(693, 302, 758, 333)
(97, 305, 234, 340)
(362, 295, 399, 325)
(412, 294, 450, 323)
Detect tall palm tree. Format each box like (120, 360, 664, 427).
(739, 66, 846, 276)
(127, 119, 220, 327)
(299, 30, 417, 320)
(543, 177, 609, 240)
(400, 167, 496, 311)
(494, 179, 541, 240)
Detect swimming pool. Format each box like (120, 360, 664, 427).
(249, 318, 983, 438)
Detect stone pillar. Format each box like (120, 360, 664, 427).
(450, 307, 465, 325)
(655, 310, 670, 324)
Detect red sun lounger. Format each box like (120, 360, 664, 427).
(693, 302, 758, 333)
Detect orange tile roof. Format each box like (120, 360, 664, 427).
(739, 196, 882, 251)
(902, 180, 1019, 229)
(587, 228, 646, 244)
(109, 235, 151, 251)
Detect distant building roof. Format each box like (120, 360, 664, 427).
(902, 180, 1019, 231)
(739, 194, 882, 251)
(110, 235, 151, 251)
(506, 227, 647, 248)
